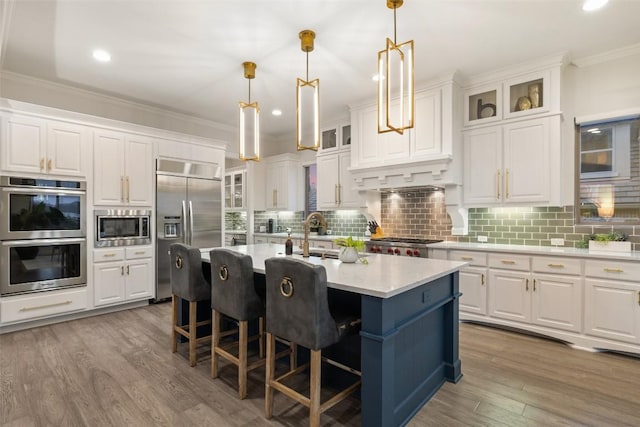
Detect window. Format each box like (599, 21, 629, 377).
(576, 115, 640, 224)
(305, 164, 317, 214)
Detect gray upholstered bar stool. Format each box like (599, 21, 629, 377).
(264, 257, 362, 427)
(170, 243, 212, 367)
(209, 248, 266, 399)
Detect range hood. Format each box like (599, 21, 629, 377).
(351, 159, 468, 235)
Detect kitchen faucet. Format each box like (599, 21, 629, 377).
(302, 212, 327, 257)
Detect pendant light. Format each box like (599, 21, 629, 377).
(239, 61, 260, 161)
(378, 0, 414, 135)
(296, 30, 320, 151)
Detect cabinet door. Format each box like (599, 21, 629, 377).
(489, 270, 530, 322)
(355, 106, 380, 166)
(531, 274, 582, 332)
(459, 267, 487, 315)
(337, 151, 363, 208)
(94, 262, 125, 306)
(94, 130, 126, 205)
(224, 174, 233, 208)
(316, 154, 340, 209)
(584, 279, 640, 344)
(125, 135, 154, 206)
(125, 258, 153, 300)
(502, 118, 549, 203)
(463, 126, 502, 205)
(266, 163, 284, 209)
(412, 88, 442, 158)
(3, 115, 45, 174)
(46, 121, 86, 177)
(233, 171, 244, 209)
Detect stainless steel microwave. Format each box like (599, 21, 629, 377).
(95, 209, 151, 247)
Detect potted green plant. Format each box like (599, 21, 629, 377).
(579, 231, 631, 253)
(333, 236, 366, 263)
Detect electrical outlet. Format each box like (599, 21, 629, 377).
(477, 235, 488, 243)
(550, 238, 564, 246)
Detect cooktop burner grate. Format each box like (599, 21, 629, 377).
(368, 237, 443, 245)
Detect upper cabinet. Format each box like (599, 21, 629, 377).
(320, 123, 351, 153)
(349, 79, 459, 190)
(462, 59, 564, 208)
(225, 168, 246, 210)
(464, 69, 556, 127)
(93, 130, 154, 206)
(1, 114, 87, 177)
(264, 154, 301, 211)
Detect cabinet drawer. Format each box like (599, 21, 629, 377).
(125, 246, 153, 259)
(450, 250, 488, 267)
(1, 288, 87, 323)
(94, 248, 125, 262)
(585, 260, 640, 281)
(310, 239, 333, 249)
(489, 253, 530, 271)
(532, 256, 581, 275)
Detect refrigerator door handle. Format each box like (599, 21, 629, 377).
(181, 200, 188, 245)
(188, 201, 194, 246)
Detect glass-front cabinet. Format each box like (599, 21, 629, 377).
(320, 123, 351, 152)
(224, 169, 245, 210)
(464, 84, 502, 126)
(503, 70, 550, 119)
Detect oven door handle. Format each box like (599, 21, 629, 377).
(1, 237, 87, 247)
(188, 201, 194, 246)
(2, 187, 86, 196)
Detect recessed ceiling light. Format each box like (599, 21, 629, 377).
(92, 49, 111, 63)
(271, 109, 282, 116)
(582, 0, 608, 12)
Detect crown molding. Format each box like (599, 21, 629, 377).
(0, 70, 236, 135)
(571, 43, 640, 68)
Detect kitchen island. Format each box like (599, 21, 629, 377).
(202, 244, 466, 426)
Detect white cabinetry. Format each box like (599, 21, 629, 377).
(93, 246, 154, 307)
(317, 151, 364, 210)
(0, 287, 87, 324)
(463, 116, 559, 206)
(462, 62, 562, 208)
(584, 260, 640, 344)
(1, 114, 86, 177)
(264, 154, 300, 211)
(93, 130, 154, 206)
(449, 250, 488, 315)
(488, 253, 581, 332)
(225, 168, 245, 210)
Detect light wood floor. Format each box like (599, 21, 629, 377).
(1, 302, 638, 426)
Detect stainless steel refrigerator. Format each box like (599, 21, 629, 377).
(155, 159, 222, 301)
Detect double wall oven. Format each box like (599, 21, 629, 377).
(0, 176, 87, 296)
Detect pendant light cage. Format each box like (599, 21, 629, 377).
(239, 61, 260, 161)
(378, 0, 414, 135)
(296, 30, 320, 151)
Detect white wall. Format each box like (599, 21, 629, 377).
(559, 51, 640, 205)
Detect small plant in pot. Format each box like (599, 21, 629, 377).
(577, 231, 630, 252)
(333, 236, 367, 264)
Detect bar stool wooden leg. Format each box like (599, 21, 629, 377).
(265, 332, 275, 419)
(309, 350, 322, 427)
(238, 320, 248, 399)
(258, 317, 265, 359)
(211, 309, 221, 378)
(171, 295, 178, 353)
(189, 300, 197, 367)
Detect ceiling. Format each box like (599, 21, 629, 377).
(1, 0, 640, 140)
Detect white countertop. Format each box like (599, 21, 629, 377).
(429, 241, 640, 261)
(253, 232, 369, 242)
(201, 244, 466, 299)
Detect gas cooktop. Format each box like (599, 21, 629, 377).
(368, 237, 443, 245)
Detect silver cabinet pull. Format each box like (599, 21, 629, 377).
(481, 274, 485, 286)
(126, 265, 130, 275)
(525, 279, 529, 291)
(121, 266, 124, 275)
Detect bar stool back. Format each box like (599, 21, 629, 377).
(264, 257, 361, 427)
(170, 243, 212, 367)
(209, 248, 265, 399)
